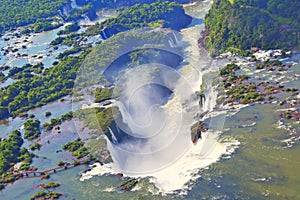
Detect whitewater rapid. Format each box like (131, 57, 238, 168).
(80, 0, 239, 194)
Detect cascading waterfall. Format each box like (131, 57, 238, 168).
(108, 127, 118, 144)
(100, 29, 108, 40)
(168, 32, 180, 48)
(173, 31, 180, 45)
(80, 0, 239, 194)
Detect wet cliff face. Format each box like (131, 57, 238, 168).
(0, 107, 9, 120)
(100, 25, 129, 40)
(99, 8, 192, 40)
(162, 6, 192, 31)
(103, 48, 183, 83)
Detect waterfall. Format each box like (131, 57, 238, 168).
(80, 0, 239, 194)
(108, 127, 118, 144)
(84, 16, 90, 24)
(173, 31, 180, 44)
(168, 32, 180, 48)
(100, 29, 108, 40)
(168, 39, 176, 48)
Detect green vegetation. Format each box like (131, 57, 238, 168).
(220, 59, 292, 105)
(8, 63, 44, 80)
(57, 46, 82, 59)
(43, 111, 73, 131)
(32, 20, 62, 33)
(58, 23, 80, 35)
(204, 0, 300, 55)
(0, 0, 68, 32)
(0, 0, 189, 34)
(0, 72, 7, 82)
(40, 182, 60, 189)
(74, 0, 189, 10)
(41, 173, 50, 180)
(75, 107, 115, 135)
(0, 130, 33, 182)
(45, 111, 52, 117)
(101, 1, 187, 29)
(58, 160, 66, 166)
(77, 30, 181, 87)
(65, 3, 97, 21)
(221, 63, 263, 104)
(84, 139, 111, 163)
(0, 9, 183, 120)
(24, 119, 41, 140)
(94, 88, 113, 103)
(120, 179, 138, 191)
(0, 52, 88, 118)
(30, 191, 62, 200)
(85, 1, 191, 36)
(50, 33, 81, 46)
(30, 142, 42, 151)
(0, 130, 23, 175)
(62, 138, 89, 159)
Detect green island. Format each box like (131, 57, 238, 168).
(57, 23, 80, 35)
(24, 119, 41, 140)
(30, 190, 62, 200)
(0, 53, 87, 119)
(0, 0, 189, 34)
(85, 1, 192, 36)
(220, 52, 298, 105)
(0, 0, 68, 33)
(203, 0, 300, 55)
(43, 111, 73, 132)
(0, 1, 188, 121)
(62, 138, 89, 159)
(38, 182, 60, 189)
(0, 131, 34, 187)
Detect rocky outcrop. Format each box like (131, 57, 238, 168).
(191, 121, 207, 144)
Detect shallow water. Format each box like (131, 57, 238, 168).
(185, 103, 300, 199)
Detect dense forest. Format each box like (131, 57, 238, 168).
(74, 0, 189, 9)
(0, 131, 33, 179)
(0, 0, 68, 32)
(204, 0, 300, 55)
(85, 1, 191, 36)
(0, 52, 88, 119)
(0, 0, 190, 33)
(0, 1, 188, 120)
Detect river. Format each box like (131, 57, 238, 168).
(1, 0, 300, 199)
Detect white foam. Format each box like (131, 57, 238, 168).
(80, 0, 241, 194)
(81, 133, 240, 194)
